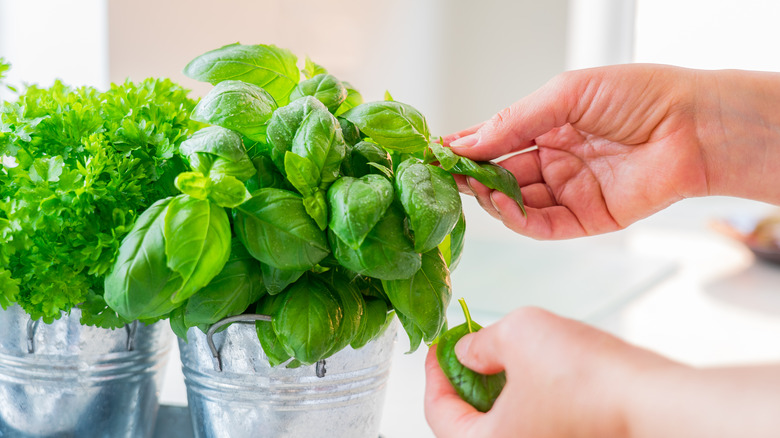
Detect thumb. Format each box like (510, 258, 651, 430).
(454, 325, 508, 375)
(447, 72, 584, 161)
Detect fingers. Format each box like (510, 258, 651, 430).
(424, 345, 483, 438)
(445, 74, 583, 161)
(491, 192, 588, 240)
(453, 328, 509, 375)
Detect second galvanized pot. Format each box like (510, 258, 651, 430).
(179, 316, 397, 438)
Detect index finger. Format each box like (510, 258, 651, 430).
(424, 345, 483, 437)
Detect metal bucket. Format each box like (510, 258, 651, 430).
(0, 304, 172, 438)
(179, 316, 397, 438)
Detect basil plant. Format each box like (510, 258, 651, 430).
(104, 43, 524, 366)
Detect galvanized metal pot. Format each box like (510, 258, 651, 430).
(0, 304, 172, 438)
(179, 316, 397, 438)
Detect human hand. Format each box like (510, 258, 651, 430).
(424, 307, 677, 438)
(444, 65, 780, 239)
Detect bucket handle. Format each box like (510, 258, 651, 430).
(206, 314, 328, 378)
(26, 319, 140, 354)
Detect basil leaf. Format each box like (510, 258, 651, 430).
(208, 174, 250, 208)
(428, 142, 460, 171)
(437, 320, 506, 413)
(289, 74, 348, 113)
(450, 157, 526, 215)
(104, 197, 183, 320)
(333, 82, 364, 117)
(439, 211, 466, 271)
(266, 96, 346, 187)
(341, 141, 392, 178)
(329, 203, 421, 280)
(233, 188, 329, 271)
(327, 174, 393, 249)
(302, 56, 328, 79)
(169, 305, 190, 342)
(397, 311, 424, 354)
(382, 248, 451, 343)
(245, 155, 287, 192)
(164, 195, 232, 303)
(395, 160, 462, 253)
(180, 126, 255, 181)
(342, 101, 430, 153)
(191, 80, 277, 142)
(259, 262, 305, 295)
(255, 294, 291, 367)
(338, 117, 363, 146)
(175, 172, 210, 200)
(272, 274, 343, 365)
(183, 240, 265, 327)
(350, 297, 390, 349)
(322, 269, 365, 356)
(284, 151, 328, 229)
(183, 43, 299, 105)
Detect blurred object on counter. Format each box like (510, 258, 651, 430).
(713, 211, 780, 265)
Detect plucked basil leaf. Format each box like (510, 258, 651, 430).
(341, 141, 392, 178)
(342, 101, 430, 153)
(183, 240, 265, 327)
(350, 297, 390, 349)
(395, 160, 462, 253)
(327, 174, 393, 249)
(180, 126, 256, 181)
(272, 274, 343, 365)
(164, 195, 232, 303)
(105, 197, 183, 320)
(382, 248, 451, 343)
(266, 96, 346, 187)
(334, 82, 364, 117)
(183, 43, 299, 105)
(449, 157, 526, 215)
(428, 141, 460, 171)
(329, 203, 421, 280)
(259, 262, 305, 295)
(439, 211, 466, 271)
(289, 74, 347, 113)
(191, 80, 277, 141)
(233, 188, 329, 270)
(255, 294, 291, 367)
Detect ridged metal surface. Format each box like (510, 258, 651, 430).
(179, 319, 397, 438)
(0, 305, 172, 438)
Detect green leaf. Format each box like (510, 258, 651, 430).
(342, 101, 430, 153)
(259, 262, 305, 295)
(183, 43, 299, 105)
(209, 174, 250, 208)
(327, 174, 393, 249)
(255, 294, 291, 366)
(175, 172, 210, 200)
(272, 274, 343, 365)
(341, 141, 392, 178)
(350, 297, 390, 349)
(322, 269, 364, 356)
(397, 311, 424, 354)
(437, 300, 506, 412)
(395, 160, 462, 253)
(233, 188, 329, 271)
(191, 80, 277, 141)
(245, 155, 287, 192)
(382, 248, 451, 343)
(439, 211, 466, 271)
(169, 305, 190, 341)
(0, 267, 20, 310)
(329, 203, 421, 280)
(450, 157, 526, 215)
(184, 240, 265, 327)
(180, 126, 255, 181)
(302, 56, 328, 79)
(289, 74, 347, 113)
(164, 195, 232, 303)
(428, 142, 460, 170)
(333, 82, 364, 117)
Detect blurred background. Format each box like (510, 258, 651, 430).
(2, 0, 780, 436)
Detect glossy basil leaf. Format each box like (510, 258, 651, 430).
(382, 248, 451, 343)
(437, 320, 506, 412)
(191, 80, 277, 141)
(327, 174, 393, 249)
(289, 74, 347, 113)
(397, 311, 424, 354)
(169, 305, 190, 342)
(342, 101, 430, 153)
(104, 197, 183, 320)
(341, 141, 392, 178)
(259, 262, 305, 295)
(338, 117, 363, 146)
(284, 151, 328, 229)
(245, 155, 287, 192)
(428, 141, 460, 171)
(334, 82, 364, 117)
(208, 174, 250, 208)
(350, 297, 389, 349)
(183, 43, 299, 105)
(272, 274, 343, 365)
(175, 172, 210, 200)
(183, 240, 265, 327)
(450, 157, 526, 215)
(180, 126, 256, 181)
(323, 269, 364, 356)
(329, 203, 421, 280)
(255, 294, 291, 367)
(396, 160, 462, 253)
(439, 210, 466, 271)
(302, 56, 328, 79)
(233, 188, 329, 270)
(266, 96, 346, 188)
(164, 195, 232, 303)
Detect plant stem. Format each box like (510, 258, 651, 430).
(458, 298, 474, 334)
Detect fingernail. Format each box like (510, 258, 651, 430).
(449, 132, 479, 149)
(490, 192, 503, 220)
(454, 334, 473, 360)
